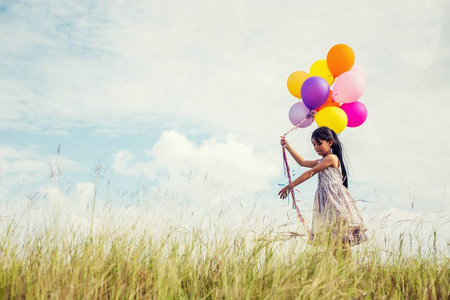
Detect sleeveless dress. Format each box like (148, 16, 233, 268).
(310, 159, 368, 246)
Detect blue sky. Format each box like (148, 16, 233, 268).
(1, 0, 449, 245)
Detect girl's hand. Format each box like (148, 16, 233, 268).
(280, 137, 291, 149)
(278, 185, 291, 199)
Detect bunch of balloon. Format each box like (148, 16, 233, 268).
(286, 44, 367, 134)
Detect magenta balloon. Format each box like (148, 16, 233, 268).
(300, 76, 330, 109)
(288, 102, 314, 128)
(340, 101, 367, 127)
(332, 70, 365, 104)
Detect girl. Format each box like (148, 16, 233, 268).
(278, 126, 367, 256)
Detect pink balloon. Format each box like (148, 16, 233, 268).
(351, 65, 366, 80)
(340, 101, 367, 127)
(332, 70, 365, 104)
(288, 101, 314, 128)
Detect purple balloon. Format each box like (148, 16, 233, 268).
(340, 101, 367, 127)
(301, 76, 330, 110)
(288, 101, 314, 128)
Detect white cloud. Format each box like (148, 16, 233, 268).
(113, 130, 279, 202)
(0, 146, 49, 187)
(0, 145, 85, 201)
(0, 0, 446, 138)
(40, 186, 67, 206)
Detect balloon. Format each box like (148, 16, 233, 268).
(309, 59, 334, 85)
(288, 101, 314, 128)
(300, 76, 330, 110)
(332, 70, 365, 104)
(287, 71, 308, 99)
(314, 106, 348, 134)
(316, 90, 340, 112)
(340, 101, 367, 127)
(350, 65, 366, 81)
(317, 102, 340, 112)
(326, 44, 355, 77)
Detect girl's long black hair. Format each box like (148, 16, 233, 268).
(312, 126, 348, 188)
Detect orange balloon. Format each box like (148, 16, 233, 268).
(326, 44, 355, 77)
(316, 90, 340, 112)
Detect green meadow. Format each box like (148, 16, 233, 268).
(0, 202, 448, 299)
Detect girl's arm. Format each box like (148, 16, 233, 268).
(278, 155, 337, 199)
(281, 138, 320, 168)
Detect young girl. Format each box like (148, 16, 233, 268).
(278, 126, 367, 256)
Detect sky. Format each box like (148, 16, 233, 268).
(0, 0, 449, 250)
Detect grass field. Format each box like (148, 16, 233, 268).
(1, 199, 449, 299)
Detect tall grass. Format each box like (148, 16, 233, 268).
(0, 211, 448, 299)
(1, 157, 448, 298)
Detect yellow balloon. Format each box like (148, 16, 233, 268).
(287, 71, 308, 98)
(314, 106, 348, 134)
(309, 59, 334, 86)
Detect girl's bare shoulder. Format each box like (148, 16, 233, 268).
(331, 154, 340, 168)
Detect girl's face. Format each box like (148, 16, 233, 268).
(312, 137, 333, 156)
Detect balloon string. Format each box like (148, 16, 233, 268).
(279, 110, 315, 234)
(281, 111, 316, 138)
(282, 145, 311, 234)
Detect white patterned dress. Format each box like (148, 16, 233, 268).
(310, 160, 368, 246)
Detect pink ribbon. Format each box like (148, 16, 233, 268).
(280, 114, 314, 234)
(282, 146, 310, 234)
